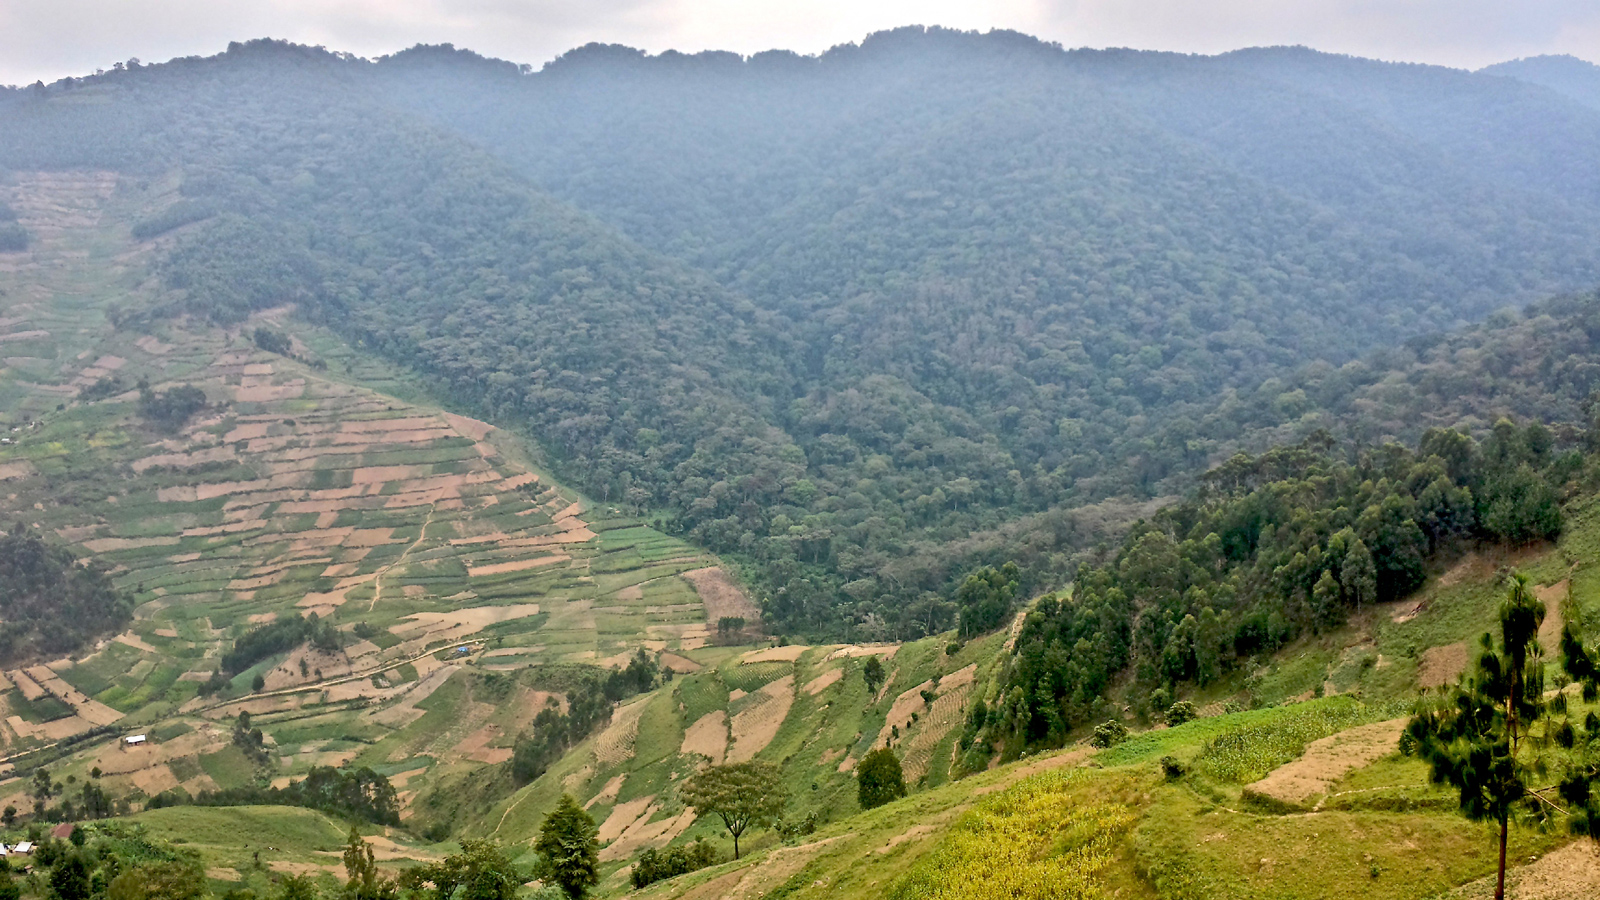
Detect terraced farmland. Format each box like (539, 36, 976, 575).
(0, 171, 743, 814)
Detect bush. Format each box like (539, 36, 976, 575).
(1164, 701, 1197, 727)
(1090, 720, 1128, 748)
(630, 839, 717, 890)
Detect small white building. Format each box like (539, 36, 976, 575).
(124, 734, 146, 746)
(13, 842, 32, 855)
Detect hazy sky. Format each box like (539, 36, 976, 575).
(2, 0, 1597, 86)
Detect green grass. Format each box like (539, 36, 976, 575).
(198, 746, 258, 789)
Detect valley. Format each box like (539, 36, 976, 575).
(1, 27, 1600, 900)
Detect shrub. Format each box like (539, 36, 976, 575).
(1090, 720, 1128, 748)
(1164, 701, 1197, 727)
(630, 839, 717, 890)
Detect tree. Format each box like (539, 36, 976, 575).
(341, 828, 396, 900)
(856, 748, 906, 810)
(273, 876, 319, 900)
(1557, 607, 1600, 838)
(2, 806, 15, 827)
(1405, 573, 1547, 900)
(1164, 700, 1197, 727)
(532, 795, 598, 900)
(252, 673, 266, 692)
(862, 656, 885, 695)
(680, 761, 787, 859)
(401, 840, 521, 900)
(956, 562, 1020, 638)
(51, 853, 92, 900)
(32, 766, 55, 816)
(106, 860, 207, 900)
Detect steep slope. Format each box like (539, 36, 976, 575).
(0, 171, 744, 820)
(9, 31, 1600, 643)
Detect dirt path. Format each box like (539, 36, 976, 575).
(369, 503, 438, 612)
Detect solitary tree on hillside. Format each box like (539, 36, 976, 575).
(1405, 573, 1549, 900)
(681, 761, 787, 859)
(533, 795, 599, 900)
(862, 656, 885, 695)
(341, 827, 397, 900)
(856, 748, 907, 810)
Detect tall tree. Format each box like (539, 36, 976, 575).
(341, 828, 396, 900)
(533, 795, 599, 900)
(681, 761, 787, 859)
(1406, 573, 1546, 900)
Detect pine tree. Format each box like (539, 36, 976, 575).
(534, 795, 599, 900)
(1405, 573, 1546, 900)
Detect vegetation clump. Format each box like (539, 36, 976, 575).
(0, 530, 133, 662)
(533, 796, 599, 900)
(857, 748, 908, 810)
(630, 839, 717, 890)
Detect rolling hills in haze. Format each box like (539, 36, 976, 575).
(4, 27, 1600, 900)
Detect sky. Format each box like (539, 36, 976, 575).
(2, 0, 1597, 86)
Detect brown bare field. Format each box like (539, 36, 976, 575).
(682, 567, 759, 626)
(803, 668, 843, 696)
(388, 603, 541, 645)
(466, 554, 569, 577)
(826, 644, 898, 661)
(739, 645, 807, 663)
(600, 807, 697, 863)
(728, 674, 795, 763)
(680, 710, 728, 765)
(1445, 840, 1600, 900)
(1246, 718, 1407, 806)
(875, 678, 935, 750)
(1418, 642, 1469, 688)
(597, 796, 655, 844)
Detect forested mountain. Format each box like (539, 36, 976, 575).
(4, 30, 1600, 640)
(1483, 54, 1600, 111)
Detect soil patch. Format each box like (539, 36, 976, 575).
(1444, 840, 1600, 899)
(728, 674, 794, 763)
(680, 710, 728, 765)
(682, 567, 760, 627)
(1536, 581, 1566, 656)
(803, 668, 843, 696)
(1247, 718, 1407, 806)
(1418, 642, 1469, 689)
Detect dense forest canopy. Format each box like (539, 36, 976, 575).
(979, 422, 1572, 763)
(4, 30, 1600, 640)
(0, 530, 134, 662)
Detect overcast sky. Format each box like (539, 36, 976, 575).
(2, 0, 1597, 86)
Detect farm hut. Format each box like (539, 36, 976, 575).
(50, 824, 73, 841)
(124, 734, 147, 747)
(13, 842, 32, 854)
